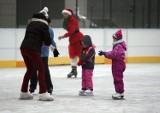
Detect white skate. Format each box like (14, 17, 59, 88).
(79, 90, 85, 96)
(83, 90, 93, 96)
(20, 92, 33, 100)
(112, 93, 124, 100)
(39, 92, 54, 101)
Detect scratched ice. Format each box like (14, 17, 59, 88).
(0, 64, 160, 113)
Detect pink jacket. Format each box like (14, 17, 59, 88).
(104, 41, 127, 60)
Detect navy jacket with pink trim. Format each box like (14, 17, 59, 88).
(80, 35, 95, 69)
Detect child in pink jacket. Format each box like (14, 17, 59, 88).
(98, 30, 126, 99)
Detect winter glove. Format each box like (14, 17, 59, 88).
(58, 36, 65, 40)
(98, 50, 106, 56)
(77, 60, 83, 66)
(53, 49, 60, 57)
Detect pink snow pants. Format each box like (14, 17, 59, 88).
(82, 69, 93, 90)
(112, 60, 126, 94)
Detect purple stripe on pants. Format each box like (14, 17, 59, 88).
(82, 69, 93, 90)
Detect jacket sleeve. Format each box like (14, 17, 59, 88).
(104, 44, 123, 59)
(49, 27, 57, 48)
(43, 25, 51, 46)
(63, 19, 77, 37)
(81, 48, 95, 62)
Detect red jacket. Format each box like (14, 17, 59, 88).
(63, 16, 84, 43)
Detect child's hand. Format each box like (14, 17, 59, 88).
(98, 50, 105, 56)
(77, 60, 83, 66)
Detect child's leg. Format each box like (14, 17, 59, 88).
(82, 69, 86, 90)
(112, 61, 125, 94)
(84, 69, 93, 90)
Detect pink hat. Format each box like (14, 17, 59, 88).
(62, 8, 73, 15)
(113, 30, 122, 40)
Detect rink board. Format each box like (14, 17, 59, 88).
(0, 56, 160, 68)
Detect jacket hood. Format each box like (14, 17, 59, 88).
(81, 35, 92, 47)
(122, 41, 127, 51)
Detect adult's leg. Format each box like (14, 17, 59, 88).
(29, 68, 38, 92)
(32, 53, 47, 94)
(42, 57, 53, 91)
(21, 49, 35, 92)
(67, 43, 78, 78)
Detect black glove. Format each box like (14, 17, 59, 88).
(98, 50, 105, 56)
(53, 49, 60, 57)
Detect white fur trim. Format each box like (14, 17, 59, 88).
(71, 57, 78, 66)
(62, 9, 72, 15)
(113, 39, 123, 46)
(32, 18, 48, 25)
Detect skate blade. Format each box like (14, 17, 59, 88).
(112, 96, 124, 100)
(83, 93, 94, 96)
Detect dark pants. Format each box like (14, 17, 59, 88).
(21, 49, 47, 94)
(30, 57, 53, 91)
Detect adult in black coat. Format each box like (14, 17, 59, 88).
(20, 7, 53, 101)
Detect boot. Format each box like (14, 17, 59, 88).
(29, 88, 35, 94)
(47, 88, 53, 95)
(79, 90, 85, 96)
(20, 92, 33, 100)
(112, 93, 124, 99)
(39, 92, 54, 101)
(83, 89, 93, 96)
(67, 66, 77, 78)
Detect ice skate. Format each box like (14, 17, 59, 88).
(79, 90, 85, 96)
(112, 93, 124, 100)
(67, 66, 77, 78)
(39, 92, 54, 101)
(47, 88, 53, 95)
(20, 92, 33, 100)
(83, 89, 93, 96)
(29, 88, 35, 94)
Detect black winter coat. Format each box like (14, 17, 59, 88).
(20, 13, 51, 52)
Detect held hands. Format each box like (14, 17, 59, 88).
(58, 36, 65, 40)
(98, 50, 106, 56)
(77, 60, 84, 66)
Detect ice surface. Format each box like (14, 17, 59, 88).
(0, 64, 160, 113)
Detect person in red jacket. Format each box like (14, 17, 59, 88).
(58, 8, 84, 78)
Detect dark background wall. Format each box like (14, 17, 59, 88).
(0, 0, 159, 28)
(17, 0, 64, 27)
(87, 0, 160, 28)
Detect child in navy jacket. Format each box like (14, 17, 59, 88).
(78, 35, 95, 96)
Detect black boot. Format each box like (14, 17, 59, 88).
(47, 88, 53, 95)
(29, 88, 35, 94)
(67, 66, 77, 78)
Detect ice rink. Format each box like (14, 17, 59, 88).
(0, 63, 160, 113)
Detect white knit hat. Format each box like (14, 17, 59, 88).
(39, 7, 49, 19)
